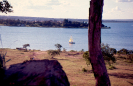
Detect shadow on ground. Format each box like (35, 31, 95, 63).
(109, 73, 133, 79)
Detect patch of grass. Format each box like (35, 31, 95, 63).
(1, 48, 133, 86)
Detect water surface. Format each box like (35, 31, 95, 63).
(0, 22, 133, 51)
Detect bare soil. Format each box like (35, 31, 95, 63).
(1, 48, 133, 86)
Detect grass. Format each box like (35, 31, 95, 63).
(1, 48, 133, 86)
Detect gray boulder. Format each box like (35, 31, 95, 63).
(2, 60, 70, 86)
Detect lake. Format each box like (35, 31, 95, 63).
(0, 22, 133, 51)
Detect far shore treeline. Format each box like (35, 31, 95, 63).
(0, 18, 108, 28)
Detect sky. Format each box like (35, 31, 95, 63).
(0, 0, 133, 19)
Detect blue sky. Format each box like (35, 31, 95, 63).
(0, 0, 133, 19)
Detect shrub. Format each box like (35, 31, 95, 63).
(0, 51, 6, 69)
(117, 48, 129, 55)
(127, 54, 133, 63)
(101, 43, 116, 66)
(110, 48, 117, 54)
(69, 50, 76, 52)
(108, 65, 116, 70)
(128, 50, 133, 54)
(47, 50, 60, 58)
(82, 51, 90, 66)
(117, 49, 133, 63)
(82, 44, 116, 68)
(82, 68, 87, 72)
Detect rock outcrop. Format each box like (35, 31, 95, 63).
(2, 60, 70, 86)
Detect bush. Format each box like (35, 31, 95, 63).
(117, 48, 129, 55)
(117, 48, 133, 63)
(101, 43, 116, 66)
(47, 50, 60, 58)
(127, 54, 133, 63)
(108, 65, 116, 70)
(69, 50, 76, 52)
(82, 51, 90, 66)
(82, 68, 87, 72)
(110, 48, 117, 54)
(128, 50, 133, 54)
(0, 51, 6, 69)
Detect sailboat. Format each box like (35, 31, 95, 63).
(69, 36, 75, 44)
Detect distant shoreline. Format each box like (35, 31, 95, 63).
(0, 25, 111, 29)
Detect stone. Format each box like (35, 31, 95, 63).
(2, 60, 70, 86)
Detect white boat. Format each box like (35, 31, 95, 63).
(69, 36, 75, 44)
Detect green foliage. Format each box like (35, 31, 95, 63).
(101, 43, 116, 66)
(117, 48, 133, 55)
(69, 50, 76, 52)
(63, 19, 88, 28)
(0, 50, 6, 69)
(47, 50, 60, 58)
(108, 65, 116, 70)
(82, 51, 90, 66)
(128, 50, 133, 54)
(55, 43, 62, 52)
(117, 48, 133, 63)
(110, 48, 117, 54)
(0, 0, 13, 13)
(127, 54, 133, 63)
(82, 68, 87, 72)
(0, 18, 88, 28)
(117, 48, 129, 55)
(119, 54, 133, 63)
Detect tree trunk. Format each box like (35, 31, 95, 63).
(88, 0, 111, 86)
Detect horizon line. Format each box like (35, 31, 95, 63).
(0, 15, 133, 20)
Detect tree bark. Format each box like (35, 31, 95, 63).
(88, 0, 111, 86)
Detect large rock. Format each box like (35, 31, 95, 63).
(2, 60, 70, 86)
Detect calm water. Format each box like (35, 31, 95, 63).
(0, 22, 133, 51)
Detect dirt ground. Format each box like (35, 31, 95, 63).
(1, 48, 133, 86)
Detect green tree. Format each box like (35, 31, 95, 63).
(117, 48, 129, 55)
(55, 43, 62, 52)
(110, 48, 117, 54)
(0, 0, 13, 13)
